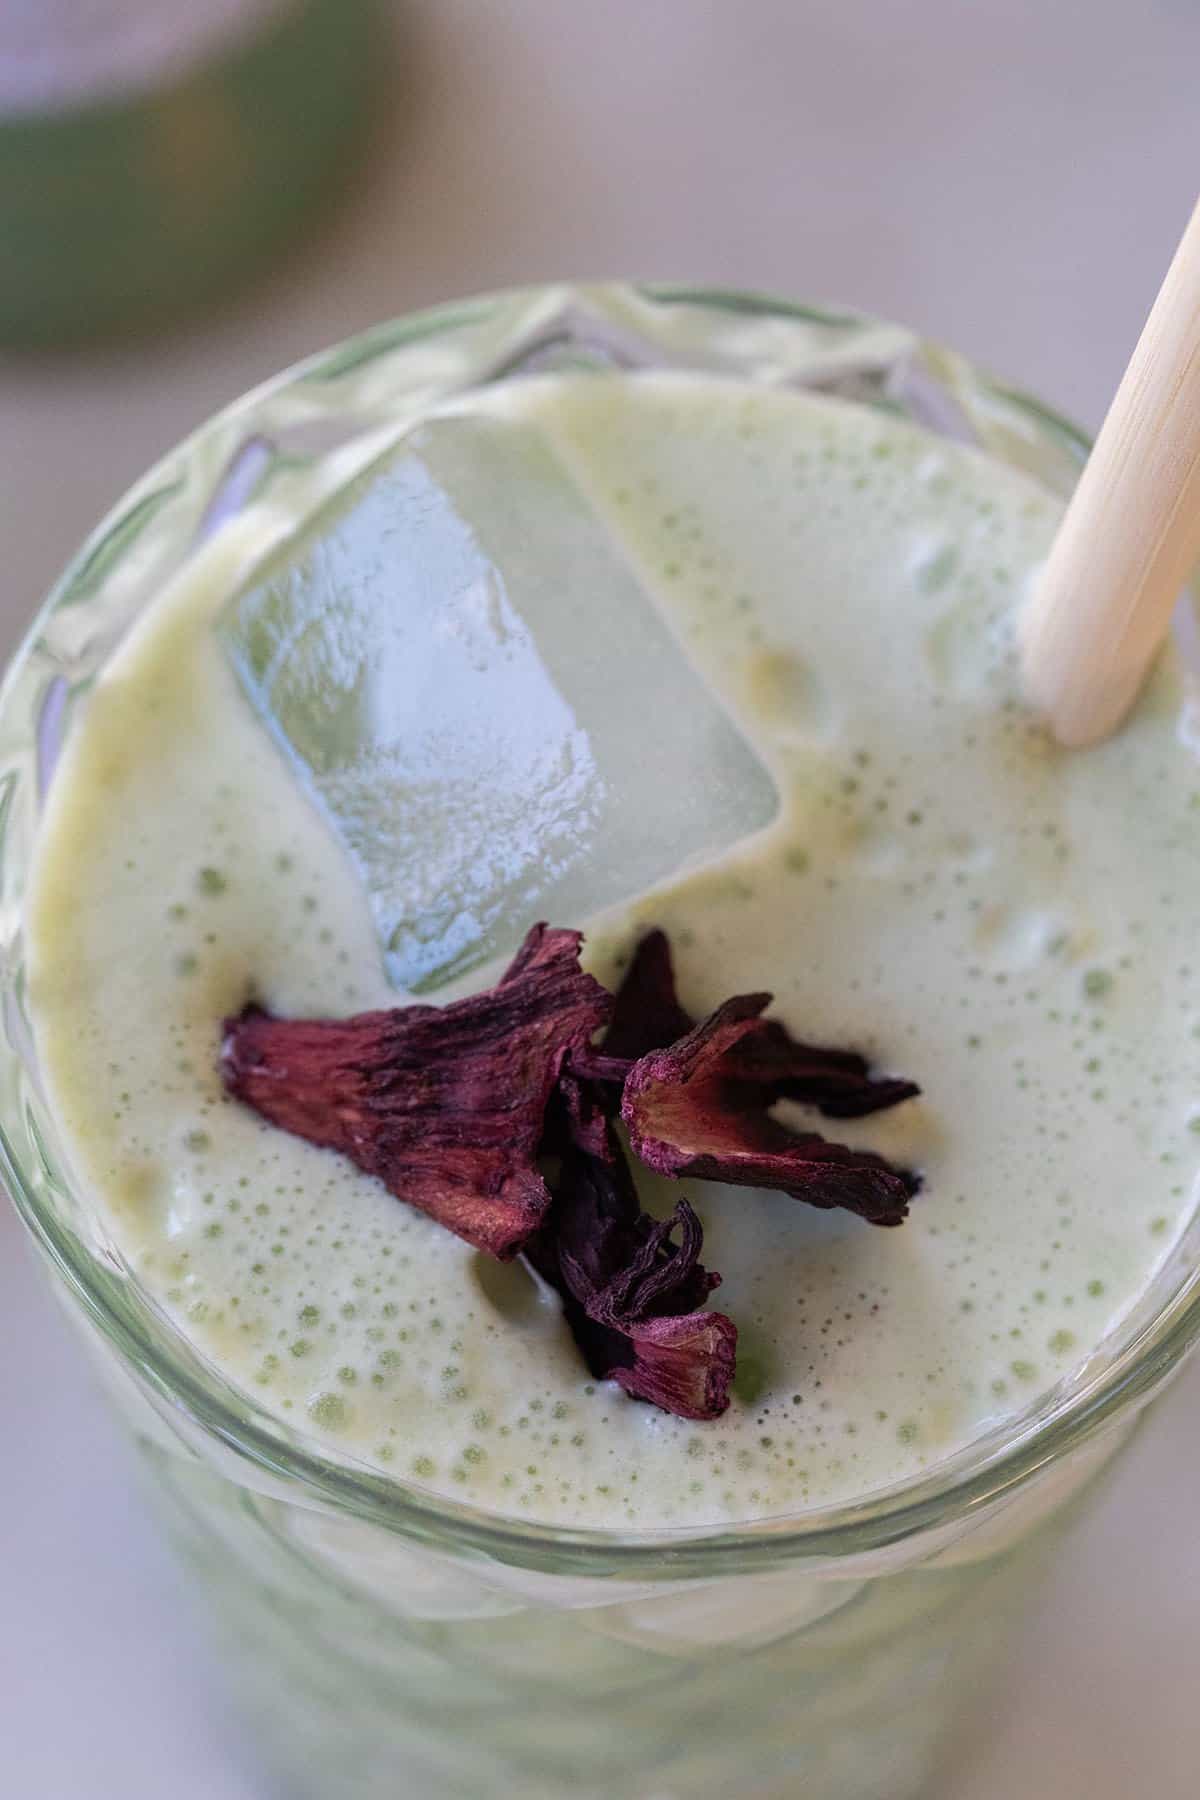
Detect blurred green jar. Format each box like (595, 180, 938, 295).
(0, 1, 381, 345)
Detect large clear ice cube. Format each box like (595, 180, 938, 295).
(223, 408, 778, 992)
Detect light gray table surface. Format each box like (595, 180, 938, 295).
(3, 5, 1200, 1796)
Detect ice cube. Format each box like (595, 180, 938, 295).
(223, 407, 778, 992)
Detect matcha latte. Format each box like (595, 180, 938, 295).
(26, 366, 1200, 1532)
(11, 290, 1200, 1800)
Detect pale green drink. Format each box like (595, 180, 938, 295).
(6, 288, 1200, 1799)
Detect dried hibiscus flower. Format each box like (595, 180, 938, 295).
(602, 927, 696, 1061)
(529, 1135, 736, 1421)
(622, 993, 920, 1227)
(220, 924, 610, 1259)
(220, 916, 921, 1420)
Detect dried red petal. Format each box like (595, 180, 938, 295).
(715, 1015, 921, 1119)
(599, 927, 917, 1117)
(605, 1308, 738, 1421)
(572, 1189, 721, 1323)
(221, 925, 610, 1259)
(603, 928, 695, 1060)
(501, 922, 586, 983)
(552, 1069, 616, 1161)
(556, 929, 690, 1137)
(622, 995, 919, 1226)
(529, 1141, 736, 1421)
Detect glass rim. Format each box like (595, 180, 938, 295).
(6, 279, 1200, 1579)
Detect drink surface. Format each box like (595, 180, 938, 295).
(26, 371, 1200, 1529)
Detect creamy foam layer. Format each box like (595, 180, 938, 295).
(26, 373, 1200, 1527)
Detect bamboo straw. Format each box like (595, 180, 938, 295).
(1020, 198, 1200, 745)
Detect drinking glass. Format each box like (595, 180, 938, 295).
(3, 284, 1196, 1800)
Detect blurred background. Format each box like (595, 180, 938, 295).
(2, 3, 1199, 1795)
